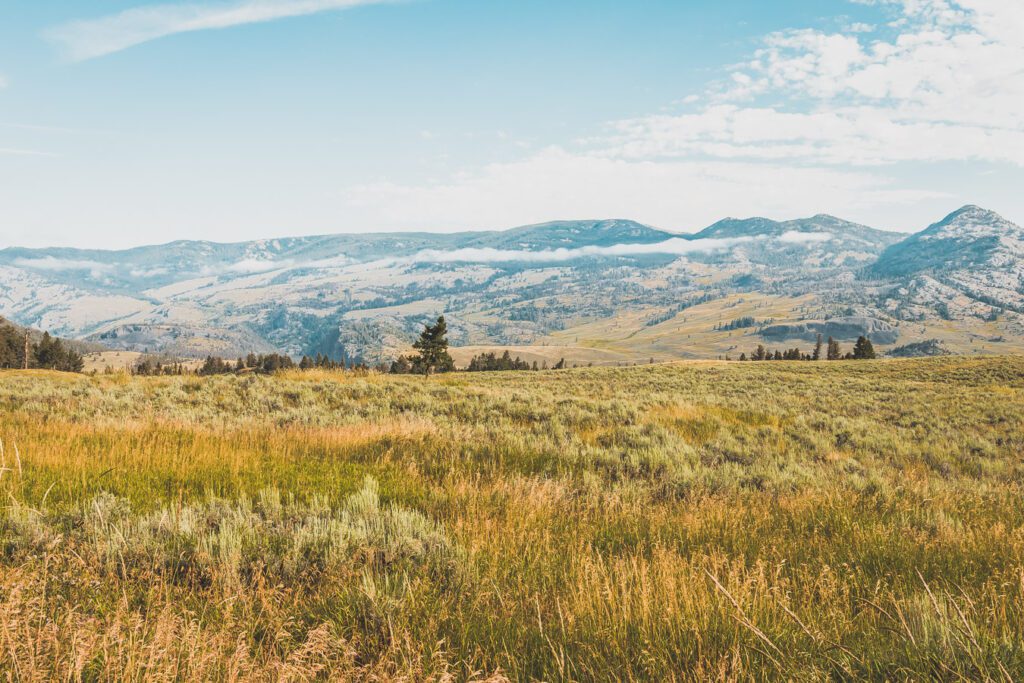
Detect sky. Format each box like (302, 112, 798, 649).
(1, 0, 1022, 249)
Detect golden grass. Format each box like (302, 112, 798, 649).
(0, 357, 1022, 680)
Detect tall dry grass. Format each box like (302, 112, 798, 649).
(0, 357, 1021, 679)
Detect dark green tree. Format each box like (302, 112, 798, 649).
(826, 337, 842, 361)
(852, 336, 876, 359)
(33, 332, 84, 372)
(412, 315, 454, 377)
(813, 334, 823, 361)
(389, 356, 412, 374)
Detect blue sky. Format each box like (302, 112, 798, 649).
(1, 0, 1022, 248)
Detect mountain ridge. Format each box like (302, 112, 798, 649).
(1, 205, 1021, 362)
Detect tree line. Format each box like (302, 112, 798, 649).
(0, 324, 84, 372)
(115, 315, 885, 378)
(739, 335, 876, 362)
(130, 351, 370, 376)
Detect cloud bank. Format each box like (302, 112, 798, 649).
(403, 237, 755, 265)
(223, 231, 837, 271)
(341, 147, 940, 235)
(13, 257, 114, 278)
(46, 0, 393, 61)
(601, 0, 1024, 167)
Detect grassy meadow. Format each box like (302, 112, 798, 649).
(0, 357, 1023, 680)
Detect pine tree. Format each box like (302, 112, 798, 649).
(852, 336, 876, 360)
(389, 356, 412, 374)
(32, 332, 84, 372)
(412, 315, 454, 377)
(813, 334, 823, 361)
(826, 337, 842, 361)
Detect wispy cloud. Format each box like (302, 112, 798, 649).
(46, 0, 395, 61)
(13, 257, 114, 278)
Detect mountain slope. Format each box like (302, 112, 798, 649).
(1, 209, 1022, 362)
(872, 206, 1024, 276)
(693, 214, 902, 270)
(872, 205, 1024, 311)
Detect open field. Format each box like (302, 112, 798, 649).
(0, 358, 1023, 680)
(545, 293, 1024, 360)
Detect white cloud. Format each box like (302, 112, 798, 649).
(601, 104, 1024, 166)
(598, 0, 1024, 167)
(778, 231, 834, 244)
(129, 266, 170, 278)
(404, 238, 755, 265)
(224, 258, 290, 274)
(13, 257, 114, 278)
(46, 0, 394, 61)
(325, 1, 1002, 236)
(340, 147, 942, 233)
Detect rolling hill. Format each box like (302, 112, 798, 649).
(1, 207, 1022, 363)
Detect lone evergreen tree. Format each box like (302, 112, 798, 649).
(826, 337, 842, 361)
(813, 334, 823, 361)
(412, 315, 454, 376)
(852, 336, 876, 359)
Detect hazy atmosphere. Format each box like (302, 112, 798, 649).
(2, 0, 1023, 248)
(2, 2, 1024, 681)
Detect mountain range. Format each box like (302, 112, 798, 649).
(1, 205, 1022, 364)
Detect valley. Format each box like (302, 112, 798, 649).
(1, 207, 1023, 365)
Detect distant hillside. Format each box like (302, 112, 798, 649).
(1, 206, 1022, 362)
(872, 206, 1022, 276)
(871, 206, 1024, 313)
(0, 316, 105, 355)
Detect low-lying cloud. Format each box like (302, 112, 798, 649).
(13, 257, 114, 278)
(777, 231, 833, 244)
(9, 230, 838, 280)
(403, 237, 755, 265)
(223, 258, 292, 274)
